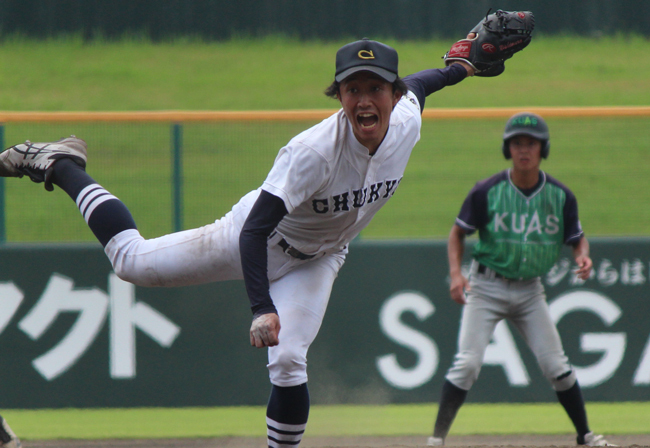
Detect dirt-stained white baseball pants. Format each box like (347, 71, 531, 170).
(104, 189, 346, 387)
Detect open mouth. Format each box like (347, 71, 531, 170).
(357, 113, 378, 129)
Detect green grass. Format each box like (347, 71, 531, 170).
(4, 117, 648, 241)
(2, 403, 648, 440)
(1, 35, 650, 241)
(2, 35, 650, 110)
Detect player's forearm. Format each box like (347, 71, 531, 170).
(240, 228, 277, 318)
(403, 64, 468, 112)
(240, 239, 277, 317)
(572, 236, 590, 260)
(447, 225, 466, 277)
(239, 190, 288, 318)
(449, 61, 475, 77)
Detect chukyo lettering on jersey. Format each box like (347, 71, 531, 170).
(311, 178, 402, 214)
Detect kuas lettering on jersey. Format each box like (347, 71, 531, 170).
(492, 210, 560, 235)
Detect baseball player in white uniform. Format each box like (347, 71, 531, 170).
(1, 39, 475, 447)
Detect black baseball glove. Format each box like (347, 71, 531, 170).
(443, 9, 534, 77)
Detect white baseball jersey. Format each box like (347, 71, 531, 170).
(262, 91, 422, 255)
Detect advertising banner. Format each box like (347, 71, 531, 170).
(0, 239, 648, 407)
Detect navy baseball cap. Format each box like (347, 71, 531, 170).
(335, 38, 398, 83)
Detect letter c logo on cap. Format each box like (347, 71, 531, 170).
(358, 50, 375, 59)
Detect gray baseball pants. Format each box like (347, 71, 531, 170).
(445, 261, 576, 392)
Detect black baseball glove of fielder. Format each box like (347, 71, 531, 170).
(444, 9, 534, 77)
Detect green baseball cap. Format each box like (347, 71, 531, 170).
(503, 112, 550, 141)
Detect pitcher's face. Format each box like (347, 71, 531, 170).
(338, 72, 401, 154)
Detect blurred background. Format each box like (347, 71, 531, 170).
(3, 0, 650, 40)
(0, 0, 648, 242)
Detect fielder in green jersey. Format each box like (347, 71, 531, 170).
(427, 113, 614, 447)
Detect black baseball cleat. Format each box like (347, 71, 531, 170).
(0, 136, 87, 191)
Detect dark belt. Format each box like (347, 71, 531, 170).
(477, 263, 508, 280)
(278, 238, 315, 260)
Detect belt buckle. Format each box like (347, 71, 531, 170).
(286, 246, 304, 259)
(279, 238, 313, 260)
(478, 263, 504, 280)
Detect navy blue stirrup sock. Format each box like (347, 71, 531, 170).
(434, 380, 468, 440)
(266, 383, 310, 447)
(52, 158, 137, 247)
(556, 380, 590, 439)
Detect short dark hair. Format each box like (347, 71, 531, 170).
(324, 77, 408, 99)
